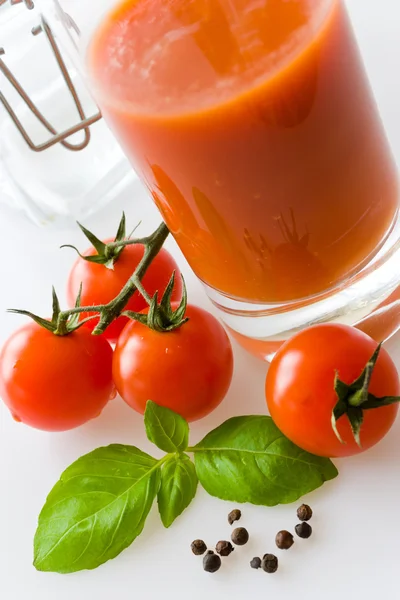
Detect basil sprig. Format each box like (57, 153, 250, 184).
(34, 446, 160, 573)
(193, 415, 338, 505)
(34, 401, 338, 573)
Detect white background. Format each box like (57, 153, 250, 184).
(1, 1, 400, 599)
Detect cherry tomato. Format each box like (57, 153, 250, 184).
(0, 323, 114, 431)
(66, 242, 182, 343)
(112, 304, 234, 421)
(266, 324, 400, 458)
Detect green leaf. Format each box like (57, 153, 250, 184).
(348, 344, 381, 398)
(114, 212, 127, 242)
(159, 271, 176, 313)
(77, 221, 107, 255)
(110, 212, 128, 263)
(362, 394, 400, 409)
(331, 343, 400, 446)
(34, 445, 160, 574)
(193, 416, 338, 506)
(7, 309, 55, 333)
(172, 275, 188, 324)
(51, 287, 61, 323)
(331, 372, 348, 444)
(147, 292, 159, 330)
(347, 406, 363, 448)
(158, 454, 198, 528)
(144, 400, 189, 453)
(68, 283, 83, 329)
(123, 310, 151, 326)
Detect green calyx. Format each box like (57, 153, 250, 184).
(8, 286, 94, 336)
(331, 344, 400, 447)
(123, 271, 188, 333)
(61, 212, 138, 270)
(9, 217, 178, 338)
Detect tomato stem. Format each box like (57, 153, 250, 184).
(131, 275, 153, 307)
(57, 222, 170, 336)
(106, 236, 154, 250)
(9, 220, 185, 336)
(61, 214, 148, 270)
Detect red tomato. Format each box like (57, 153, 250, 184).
(66, 242, 182, 343)
(266, 324, 400, 458)
(0, 323, 114, 431)
(112, 304, 234, 421)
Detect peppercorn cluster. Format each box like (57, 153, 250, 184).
(191, 508, 250, 573)
(249, 503, 313, 572)
(191, 503, 314, 574)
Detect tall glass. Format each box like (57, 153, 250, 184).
(41, 0, 400, 358)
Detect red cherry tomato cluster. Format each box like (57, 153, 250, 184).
(66, 241, 183, 343)
(0, 221, 234, 432)
(0, 216, 399, 461)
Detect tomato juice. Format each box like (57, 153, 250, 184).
(88, 0, 399, 303)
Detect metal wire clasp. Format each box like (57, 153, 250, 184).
(0, 0, 102, 152)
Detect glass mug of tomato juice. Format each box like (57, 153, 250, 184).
(41, 0, 400, 359)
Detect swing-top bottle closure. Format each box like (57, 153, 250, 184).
(0, 0, 102, 152)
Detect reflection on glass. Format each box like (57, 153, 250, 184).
(87, 0, 399, 303)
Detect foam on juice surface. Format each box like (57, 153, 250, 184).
(89, 0, 334, 115)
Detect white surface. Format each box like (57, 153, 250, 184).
(1, 1, 400, 598)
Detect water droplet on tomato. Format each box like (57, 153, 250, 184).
(11, 413, 21, 423)
(109, 385, 118, 400)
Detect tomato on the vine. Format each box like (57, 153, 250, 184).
(0, 323, 114, 431)
(112, 304, 234, 421)
(266, 324, 400, 458)
(67, 242, 182, 343)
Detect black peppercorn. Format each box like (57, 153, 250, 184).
(295, 522, 312, 539)
(203, 551, 222, 573)
(275, 530, 294, 550)
(231, 527, 249, 546)
(215, 540, 234, 557)
(250, 557, 262, 569)
(228, 509, 242, 525)
(297, 504, 313, 521)
(262, 554, 278, 573)
(191, 539, 207, 555)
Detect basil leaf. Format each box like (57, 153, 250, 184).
(34, 445, 160, 573)
(193, 416, 338, 506)
(158, 454, 198, 528)
(144, 400, 189, 453)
